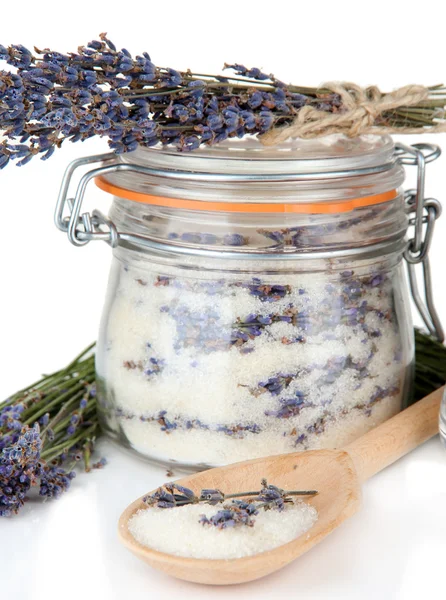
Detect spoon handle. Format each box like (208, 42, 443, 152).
(343, 386, 444, 483)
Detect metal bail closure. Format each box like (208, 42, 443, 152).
(396, 143, 444, 342)
(55, 145, 444, 342)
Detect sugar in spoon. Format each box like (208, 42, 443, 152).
(118, 386, 444, 585)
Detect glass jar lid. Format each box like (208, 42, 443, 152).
(96, 134, 405, 210)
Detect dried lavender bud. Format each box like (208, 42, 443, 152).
(92, 457, 107, 469)
(0, 404, 25, 431)
(1, 35, 370, 167)
(143, 478, 317, 520)
(143, 483, 198, 508)
(257, 479, 293, 511)
(143, 356, 165, 377)
(199, 500, 258, 529)
(247, 280, 291, 302)
(39, 466, 76, 499)
(265, 395, 309, 419)
(199, 488, 225, 504)
(258, 373, 294, 395)
(0, 424, 42, 516)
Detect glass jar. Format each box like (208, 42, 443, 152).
(55, 135, 443, 470)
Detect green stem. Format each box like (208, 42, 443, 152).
(183, 72, 328, 96)
(63, 342, 95, 372)
(225, 490, 318, 499)
(20, 370, 94, 423)
(22, 368, 95, 425)
(49, 398, 96, 439)
(40, 389, 88, 439)
(120, 87, 190, 98)
(41, 423, 99, 462)
(2, 344, 95, 409)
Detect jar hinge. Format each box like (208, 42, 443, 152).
(396, 143, 444, 342)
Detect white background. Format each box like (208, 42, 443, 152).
(1, 2, 446, 599)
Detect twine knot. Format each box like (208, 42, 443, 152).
(260, 82, 442, 145)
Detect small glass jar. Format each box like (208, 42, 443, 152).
(55, 135, 443, 469)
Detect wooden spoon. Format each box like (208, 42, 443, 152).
(118, 386, 444, 585)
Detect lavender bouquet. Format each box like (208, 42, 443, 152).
(0, 343, 104, 517)
(1, 34, 446, 167)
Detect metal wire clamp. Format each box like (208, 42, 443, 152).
(54, 143, 444, 341)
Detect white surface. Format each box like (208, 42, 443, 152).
(1, 437, 446, 600)
(1, 1, 446, 598)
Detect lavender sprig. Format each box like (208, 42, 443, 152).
(0, 36, 311, 165)
(142, 479, 318, 509)
(1, 35, 444, 167)
(0, 343, 103, 516)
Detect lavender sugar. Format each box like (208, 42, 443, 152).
(128, 499, 318, 559)
(97, 255, 408, 467)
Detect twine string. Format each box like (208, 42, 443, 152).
(261, 82, 446, 145)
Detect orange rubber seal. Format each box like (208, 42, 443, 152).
(95, 176, 398, 214)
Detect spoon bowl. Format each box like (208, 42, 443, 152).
(119, 449, 360, 584)
(118, 387, 443, 585)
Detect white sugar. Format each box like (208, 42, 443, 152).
(97, 257, 407, 467)
(128, 501, 318, 559)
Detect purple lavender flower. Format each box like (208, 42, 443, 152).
(265, 395, 307, 419)
(224, 63, 271, 81)
(144, 356, 166, 377)
(257, 479, 292, 511)
(66, 424, 76, 437)
(0, 424, 42, 516)
(199, 500, 258, 529)
(0, 403, 25, 431)
(143, 482, 198, 508)
(0, 37, 335, 164)
(258, 374, 294, 395)
(216, 423, 261, 437)
(257, 110, 274, 132)
(247, 279, 291, 302)
(223, 233, 247, 247)
(39, 466, 76, 499)
(293, 433, 307, 446)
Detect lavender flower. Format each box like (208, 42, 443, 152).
(144, 356, 165, 377)
(258, 373, 294, 395)
(223, 233, 247, 247)
(143, 483, 198, 508)
(199, 500, 258, 529)
(39, 466, 76, 499)
(143, 479, 317, 521)
(265, 394, 308, 419)
(257, 479, 293, 511)
(247, 279, 291, 302)
(0, 403, 25, 431)
(0, 35, 359, 167)
(0, 342, 102, 517)
(258, 227, 304, 247)
(0, 424, 42, 516)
